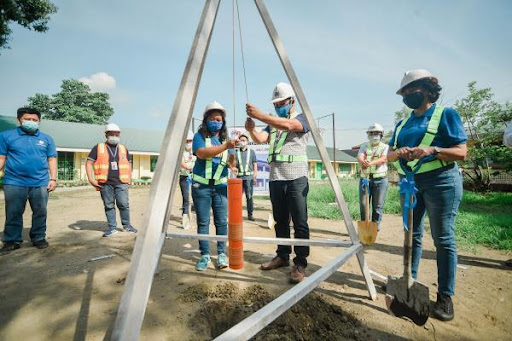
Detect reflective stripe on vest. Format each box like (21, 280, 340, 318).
(361, 142, 387, 178)
(267, 112, 308, 163)
(94, 143, 131, 184)
(192, 137, 229, 186)
(237, 149, 253, 176)
(393, 105, 453, 175)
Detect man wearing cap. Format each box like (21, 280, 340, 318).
(235, 133, 257, 221)
(86, 123, 137, 237)
(0, 108, 57, 255)
(245, 82, 311, 284)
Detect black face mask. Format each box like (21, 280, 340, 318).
(403, 92, 425, 109)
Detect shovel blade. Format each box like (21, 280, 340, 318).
(386, 275, 430, 326)
(357, 220, 378, 245)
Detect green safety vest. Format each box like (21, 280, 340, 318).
(192, 137, 229, 186)
(393, 105, 453, 175)
(267, 112, 308, 164)
(236, 148, 253, 176)
(361, 142, 387, 178)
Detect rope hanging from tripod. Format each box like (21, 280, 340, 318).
(232, 0, 249, 130)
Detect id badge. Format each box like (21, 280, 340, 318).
(111, 161, 118, 170)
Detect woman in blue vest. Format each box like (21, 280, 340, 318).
(191, 101, 238, 271)
(388, 69, 467, 322)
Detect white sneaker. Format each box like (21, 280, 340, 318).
(182, 214, 191, 229)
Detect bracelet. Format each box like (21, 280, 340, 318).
(50, 179, 57, 182)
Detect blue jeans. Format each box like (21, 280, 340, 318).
(99, 184, 131, 229)
(242, 179, 254, 216)
(192, 183, 227, 255)
(403, 164, 462, 297)
(179, 175, 191, 214)
(359, 177, 388, 230)
(269, 176, 310, 267)
(3, 185, 49, 243)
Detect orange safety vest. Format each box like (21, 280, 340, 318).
(94, 143, 131, 184)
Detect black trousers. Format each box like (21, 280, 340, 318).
(269, 176, 310, 267)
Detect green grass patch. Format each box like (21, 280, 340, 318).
(306, 180, 512, 251)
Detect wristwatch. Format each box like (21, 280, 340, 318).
(433, 146, 441, 155)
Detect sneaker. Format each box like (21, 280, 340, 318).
(33, 239, 49, 249)
(248, 215, 255, 221)
(0, 242, 21, 256)
(196, 254, 211, 271)
(123, 225, 138, 233)
(260, 256, 289, 270)
(432, 293, 454, 321)
(290, 264, 306, 284)
(181, 214, 191, 229)
(103, 228, 119, 237)
(217, 253, 228, 269)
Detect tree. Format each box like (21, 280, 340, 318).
(27, 79, 114, 125)
(455, 82, 512, 191)
(0, 0, 58, 50)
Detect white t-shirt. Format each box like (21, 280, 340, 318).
(358, 142, 389, 175)
(504, 122, 512, 148)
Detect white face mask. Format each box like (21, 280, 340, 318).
(369, 135, 381, 145)
(107, 136, 120, 145)
(185, 142, 192, 150)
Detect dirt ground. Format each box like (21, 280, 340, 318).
(0, 186, 511, 341)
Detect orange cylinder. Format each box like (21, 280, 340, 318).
(228, 178, 243, 269)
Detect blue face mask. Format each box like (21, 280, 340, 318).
(274, 103, 290, 118)
(21, 120, 39, 133)
(206, 120, 223, 133)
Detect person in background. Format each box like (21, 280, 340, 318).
(0, 107, 57, 255)
(179, 130, 196, 229)
(503, 122, 512, 267)
(235, 133, 257, 221)
(388, 69, 467, 322)
(192, 101, 238, 271)
(86, 123, 138, 237)
(245, 82, 311, 284)
(357, 123, 389, 231)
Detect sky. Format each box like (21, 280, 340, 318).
(1, 0, 511, 149)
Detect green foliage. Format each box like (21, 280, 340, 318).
(0, 0, 58, 50)
(27, 79, 114, 124)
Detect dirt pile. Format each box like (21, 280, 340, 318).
(180, 282, 369, 341)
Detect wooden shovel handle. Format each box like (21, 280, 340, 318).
(403, 195, 414, 285)
(365, 182, 370, 222)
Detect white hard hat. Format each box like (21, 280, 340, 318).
(105, 123, 121, 132)
(271, 82, 295, 103)
(396, 69, 438, 95)
(203, 101, 226, 115)
(367, 123, 384, 133)
(186, 130, 194, 141)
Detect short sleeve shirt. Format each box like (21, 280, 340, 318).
(88, 144, 131, 185)
(0, 127, 57, 187)
(388, 104, 467, 149)
(358, 142, 389, 175)
(264, 112, 311, 181)
(236, 148, 257, 180)
(192, 132, 230, 186)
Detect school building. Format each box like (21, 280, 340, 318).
(0, 115, 358, 182)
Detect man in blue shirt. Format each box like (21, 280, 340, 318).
(0, 108, 57, 255)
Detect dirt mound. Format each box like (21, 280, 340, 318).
(181, 282, 369, 341)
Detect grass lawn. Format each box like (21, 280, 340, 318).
(306, 180, 512, 251)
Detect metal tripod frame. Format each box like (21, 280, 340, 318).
(111, 1, 376, 339)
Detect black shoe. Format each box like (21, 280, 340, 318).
(248, 215, 255, 221)
(1, 242, 21, 255)
(33, 239, 49, 249)
(432, 293, 454, 321)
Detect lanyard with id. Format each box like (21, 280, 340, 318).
(107, 145, 119, 170)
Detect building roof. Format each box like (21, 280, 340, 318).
(0, 115, 357, 163)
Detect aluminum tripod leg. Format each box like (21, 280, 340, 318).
(110, 1, 221, 339)
(254, 0, 376, 301)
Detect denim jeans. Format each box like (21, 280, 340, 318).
(269, 176, 310, 267)
(99, 183, 131, 229)
(179, 175, 191, 214)
(402, 164, 462, 296)
(3, 185, 49, 243)
(359, 177, 388, 230)
(192, 183, 227, 256)
(242, 179, 254, 216)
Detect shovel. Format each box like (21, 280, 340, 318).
(386, 194, 430, 326)
(357, 175, 378, 245)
